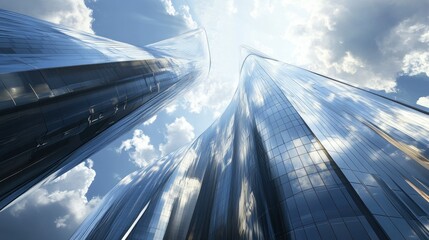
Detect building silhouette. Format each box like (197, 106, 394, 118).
(74, 49, 429, 239)
(0, 9, 210, 210)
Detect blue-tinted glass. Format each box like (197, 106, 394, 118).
(1, 14, 428, 238)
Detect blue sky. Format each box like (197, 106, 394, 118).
(0, 0, 428, 239)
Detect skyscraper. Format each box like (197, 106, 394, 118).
(0, 9, 210, 210)
(74, 49, 429, 239)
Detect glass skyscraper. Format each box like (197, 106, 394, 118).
(0, 9, 210, 210)
(74, 49, 429, 239)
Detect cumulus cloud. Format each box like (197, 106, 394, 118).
(283, 0, 429, 92)
(8, 159, 100, 232)
(166, 0, 429, 119)
(117, 129, 158, 168)
(159, 0, 197, 29)
(402, 51, 429, 77)
(159, 117, 195, 156)
(160, 0, 177, 16)
(183, 78, 233, 116)
(156, 1, 238, 119)
(0, 0, 93, 33)
(417, 96, 429, 108)
(180, 5, 198, 29)
(177, 1, 239, 117)
(143, 115, 157, 126)
(332, 51, 364, 75)
(165, 103, 178, 114)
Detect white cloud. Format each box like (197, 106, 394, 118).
(54, 215, 70, 228)
(159, 1, 238, 120)
(117, 129, 158, 168)
(159, 1, 197, 29)
(180, 5, 198, 29)
(165, 103, 178, 114)
(420, 31, 429, 43)
(0, 0, 93, 33)
(159, 117, 195, 156)
(183, 78, 233, 115)
(282, 0, 429, 92)
(402, 51, 429, 77)
(177, 2, 238, 117)
(186, 0, 429, 120)
(332, 51, 364, 75)
(174, 0, 425, 128)
(160, 0, 177, 16)
(143, 115, 157, 126)
(417, 96, 429, 108)
(10, 159, 101, 229)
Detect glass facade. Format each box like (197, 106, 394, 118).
(0, 9, 210, 210)
(74, 49, 429, 239)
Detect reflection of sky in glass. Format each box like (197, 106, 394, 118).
(0, 9, 210, 239)
(0, 1, 429, 239)
(71, 51, 429, 239)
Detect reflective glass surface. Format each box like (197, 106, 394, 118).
(74, 50, 429, 239)
(0, 9, 210, 210)
(1, 8, 429, 240)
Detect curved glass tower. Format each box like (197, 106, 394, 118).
(74, 49, 429, 239)
(0, 9, 210, 210)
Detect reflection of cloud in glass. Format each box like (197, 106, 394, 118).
(75, 51, 429, 239)
(1, 159, 100, 238)
(116, 129, 157, 168)
(238, 178, 260, 238)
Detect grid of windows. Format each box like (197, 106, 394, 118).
(245, 59, 382, 239)
(258, 58, 429, 239)
(0, 10, 210, 211)
(73, 52, 429, 238)
(0, 9, 155, 73)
